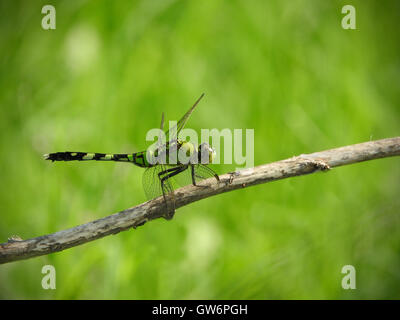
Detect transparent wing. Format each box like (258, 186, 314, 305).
(142, 166, 165, 200)
(192, 164, 220, 183)
(170, 166, 193, 188)
(157, 112, 165, 149)
(142, 165, 181, 200)
(160, 112, 165, 131)
(142, 164, 183, 219)
(164, 93, 204, 144)
(172, 164, 219, 187)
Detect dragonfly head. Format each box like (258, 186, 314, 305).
(198, 143, 216, 164)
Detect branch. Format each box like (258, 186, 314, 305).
(1, 137, 399, 264)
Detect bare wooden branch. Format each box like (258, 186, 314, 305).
(1, 137, 399, 264)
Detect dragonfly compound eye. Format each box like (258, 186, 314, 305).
(198, 143, 216, 164)
(178, 141, 196, 164)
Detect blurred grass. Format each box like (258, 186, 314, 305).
(0, 0, 399, 299)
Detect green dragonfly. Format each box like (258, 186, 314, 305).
(44, 94, 220, 219)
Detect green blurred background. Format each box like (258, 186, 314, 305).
(0, 0, 399, 299)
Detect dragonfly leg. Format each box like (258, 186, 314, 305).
(159, 166, 188, 220)
(157, 166, 183, 178)
(190, 165, 208, 188)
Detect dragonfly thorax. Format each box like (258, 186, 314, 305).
(179, 141, 216, 165)
(198, 142, 216, 164)
(148, 141, 216, 166)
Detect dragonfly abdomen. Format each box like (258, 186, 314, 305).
(44, 151, 150, 167)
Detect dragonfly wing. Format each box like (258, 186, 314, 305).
(142, 166, 164, 200)
(164, 93, 204, 143)
(172, 164, 219, 187)
(142, 164, 182, 219)
(160, 112, 165, 131)
(157, 112, 165, 147)
(192, 164, 220, 183)
(142, 165, 180, 200)
(169, 166, 193, 188)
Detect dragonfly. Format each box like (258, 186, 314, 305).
(44, 94, 220, 219)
